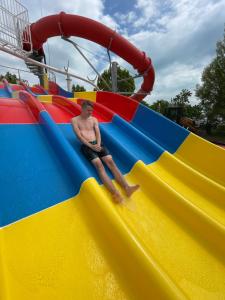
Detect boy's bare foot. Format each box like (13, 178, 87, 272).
(125, 184, 140, 198)
(112, 191, 124, 204)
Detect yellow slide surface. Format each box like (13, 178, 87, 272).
(1, 156, 225, 299)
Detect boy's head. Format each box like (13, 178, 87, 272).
(81, 100, 93, 117)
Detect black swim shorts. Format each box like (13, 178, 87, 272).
(81, 140, 110, 161)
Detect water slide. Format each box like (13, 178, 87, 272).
(0, 80, 71, 98)
(0, 89, 225, 299)
(18, 81, 72, 97)
(29, 85, 47, 95)
(0, 80, 13, 98)
(0, 12, 225, 300)
(0, 85, 10, 98)
(48, 81, 73, 97)
(24, 12, 155, 102)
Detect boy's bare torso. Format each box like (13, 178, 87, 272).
(72, 116, 96, 141)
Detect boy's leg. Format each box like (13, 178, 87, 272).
(91, 157, 123, 203)
(101, 155, 139, 197)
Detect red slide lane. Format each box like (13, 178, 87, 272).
(26, 12, 155, 102)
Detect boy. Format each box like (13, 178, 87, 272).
(71, 100, 139, 203)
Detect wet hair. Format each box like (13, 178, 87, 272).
(81, 100, 93, 110)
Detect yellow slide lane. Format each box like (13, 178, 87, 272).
(0, 176, 186, 300)
(118, 161, 225, 300)
(175, 133, 225, 186)
(0, 181, 128, 300)
(1, 157, 225, 299)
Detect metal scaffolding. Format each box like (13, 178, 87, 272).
(0, 0, 32, 55)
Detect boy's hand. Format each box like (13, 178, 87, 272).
(91, 144, 102, 152)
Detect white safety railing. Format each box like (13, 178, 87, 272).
(0, 0, 32, 55)
(0, 45, 100, 90)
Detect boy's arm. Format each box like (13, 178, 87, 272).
(94, 118, 101, 146)
(71, 118, 93, 148)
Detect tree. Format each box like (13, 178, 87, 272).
(196, 26, 225, 121)
(171, 89, 192, 106)
(97, 66, 135, 96)
(141, 100, 151, 109)
(150, 99, 170, 115)
(185, 104, 203, 119)
(0, 71, 17, 84)
(142, 99, 170, 115)
(142, 96, 203, 124)
(141, 99, 170, 115)
(72, 84, 86, 92)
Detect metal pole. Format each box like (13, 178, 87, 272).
(64, 61, 72, 92)
(62, 36, 111, 90)
(38, 67, 44, 87)
(18, 69, 21, 81)
(111, 61, 118, 92)
(66, 74, 72, 92)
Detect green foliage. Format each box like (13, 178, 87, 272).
(171, 89, 192, 106)
(150, 99, 170, 115)
(142, 99, 170, 116)
(0, 71, 18, 84)
(185, 104, 203, 119)
(142, 97, 202, 120)
(196, 26, 225, 120)
(72, 84, 86, 92)
(141, 100, 152, 109)
(97, 66, 135, 96)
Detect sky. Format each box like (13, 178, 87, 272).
(0, 0, 225, 104)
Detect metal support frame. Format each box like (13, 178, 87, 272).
(111, 61, 118, 92)
(62, 36, 111, 90)
(64, 60, 72, 92)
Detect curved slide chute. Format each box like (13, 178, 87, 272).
(48, 81, 73, 97)
(25, 12, 155, 101)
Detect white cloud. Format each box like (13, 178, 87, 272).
(115, 0, 225, 103)
(150, 61, 211, 104)
(135, 0, 158, 19)
(27, 0, 118, 29)
(114, 11, 137, 26)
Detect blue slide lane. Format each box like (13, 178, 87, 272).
(131, 103, 190, 153)
(0, 124, 77, 227)
(0, 86, 12, 98)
